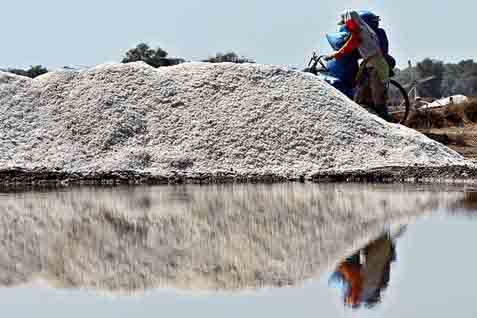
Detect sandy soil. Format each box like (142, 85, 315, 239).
(420, 123, 477, 159)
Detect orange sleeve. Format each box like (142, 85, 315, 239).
(338, 263, 363, 306)
(335, 19, 361, 60)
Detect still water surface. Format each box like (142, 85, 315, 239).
(0, 183, 476, 317)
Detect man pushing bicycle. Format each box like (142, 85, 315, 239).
(325, 11, 392, 121)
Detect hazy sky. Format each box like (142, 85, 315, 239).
(2, 0, 476, 69)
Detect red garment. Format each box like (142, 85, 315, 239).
(335, 19, 362, 60)
(338, 263, 363, 306)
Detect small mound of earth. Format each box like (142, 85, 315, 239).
(0, 62, 475, 185)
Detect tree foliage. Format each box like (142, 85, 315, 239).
(442, 60, 477, 97)
(395, 58, 477, 98)
(416, 58, 444, 98)
(121, 43, 183, 68)
(203, 52, 254, 64)
(7, 65, 48, 78)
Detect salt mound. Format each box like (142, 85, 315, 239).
(0, 62, 472, 183)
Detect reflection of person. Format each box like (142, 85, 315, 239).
(329, 232, 398, 309)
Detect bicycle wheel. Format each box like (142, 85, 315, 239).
(387, 80, 410, 125)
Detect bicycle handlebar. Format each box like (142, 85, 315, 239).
(307, 52, 328, 73)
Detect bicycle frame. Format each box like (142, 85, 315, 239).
(305, 52, 328, 75)
(303, 52, 410, 124)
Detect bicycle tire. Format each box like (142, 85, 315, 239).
(388, 79, 410, 125)
(353, 78, 410, 124)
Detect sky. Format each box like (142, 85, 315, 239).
(1, 0, 476, 70)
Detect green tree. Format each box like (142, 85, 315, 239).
(122, 43, 183, 68)
(440, 60, 477, 96)
(393, 67, 416, 87)
(7, 65, 48, 78)
(393, 58, 477, 97)
(416, 58, 444, 98)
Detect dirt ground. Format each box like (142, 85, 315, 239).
(420, 124, 477, 159)
(403, 100, 477, 160)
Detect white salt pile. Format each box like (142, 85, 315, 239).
(0, 62, 473, 184)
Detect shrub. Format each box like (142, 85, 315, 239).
(203, 52, 254, 64)
(7, 65, 48, 78)
(463, 100, 477, 122)
(121, 43, 184, 68)
(407, 110, 446, 129)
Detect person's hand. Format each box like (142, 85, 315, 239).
(323, 54, 335, 62)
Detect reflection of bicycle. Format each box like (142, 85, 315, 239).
(304, 53, 410, 125)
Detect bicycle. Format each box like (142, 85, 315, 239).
(304, 52, 410, 125)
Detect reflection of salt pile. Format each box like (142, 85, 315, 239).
(0, 184, 462, 292)
(0, 62, 470, 182)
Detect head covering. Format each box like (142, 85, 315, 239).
(337, 12, 350, 25)
(357, 10, 381, 30)
(339, 10, 381, 29)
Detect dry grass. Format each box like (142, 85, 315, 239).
(408, 98, 477, 156)
(464, 98, 477, 122)
(407, 111, 446, 129)
(408, 98, 477, 130)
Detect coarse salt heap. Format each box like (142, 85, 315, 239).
(0, 62, 469, 182)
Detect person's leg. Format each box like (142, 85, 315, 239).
(354, 79, 373, 106)
(370, 68, 387, 105)
(369, 56, 391, 121)
(354, 63, 374, 107)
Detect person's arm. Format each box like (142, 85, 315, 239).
(333, 18, 361, 60)
(338, 263, 363, 307)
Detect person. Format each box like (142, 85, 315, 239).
(329, 233, 397, 309)
(325, 11, 392, 121)
(357, 10, 396, 72)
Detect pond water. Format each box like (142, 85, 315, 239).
(0, 183, 476, 317)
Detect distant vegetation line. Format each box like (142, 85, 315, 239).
(0, 43, 255, 79)
(394, 58, 477, 98)
(2, 42, 476, 98)
(2, 65, 48, 79)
